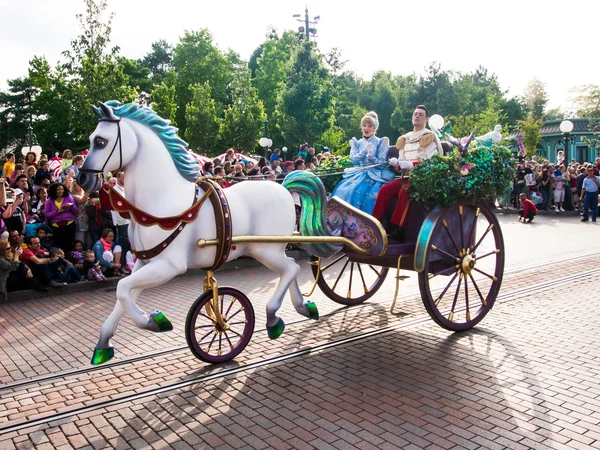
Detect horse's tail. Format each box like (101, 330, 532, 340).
(282, 171, 342, 258)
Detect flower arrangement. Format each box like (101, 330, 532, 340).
(409, 144, 516, 208)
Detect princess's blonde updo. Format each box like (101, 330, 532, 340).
(361, 111, 379, 131)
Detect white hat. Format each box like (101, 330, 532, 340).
(13, 188, 23, 196)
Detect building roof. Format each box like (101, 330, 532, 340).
(507, 117, 600, 141)
(539, 118, 599, 136)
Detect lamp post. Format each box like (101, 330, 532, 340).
(259, 117, 272, 159)
(560, 120, 574, 210)
(282, 147, 288, 161)
(293, 7, 319, 42)
(21, 117, 42, 160)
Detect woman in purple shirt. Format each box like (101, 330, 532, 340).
(45, 182, 78, 253)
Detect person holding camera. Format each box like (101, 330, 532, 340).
(2, 188, 27, 235)
(44, 182, 78, 253)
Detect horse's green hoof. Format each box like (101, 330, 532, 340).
(305, 301, 319, 320)
(91, 347, 114, 365)
(150, 310, 173, 332)
(267, 318, 285, 340)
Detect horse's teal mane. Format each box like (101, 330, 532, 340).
(101, 101, 200, 181)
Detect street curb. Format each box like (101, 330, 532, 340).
(2, 250, 308, 305)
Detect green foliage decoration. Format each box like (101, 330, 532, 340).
(409, 144, 515, 208)
(312, 155, 352, 195)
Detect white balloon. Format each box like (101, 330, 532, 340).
(428, 114, 445, 130)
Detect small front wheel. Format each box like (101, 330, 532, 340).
(185, 287, 255, 363)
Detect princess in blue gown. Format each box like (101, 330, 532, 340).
(330, 111, 394, 213)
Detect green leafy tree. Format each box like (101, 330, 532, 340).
(447, 97, 507, 139)
(415, 63, 459, 117)
(276, 42, 334, 153)
(0, 76, 36, 155)
(360, 71, 398, 140)
(570, 84, 600, 118)
(521, 78, 548, 120)
(151, 82, 177, 125)
(518, 114, 543, 158)
(140, 39, 173, 84)
(184, 83, 220, 154)
(499, 97, 525, 127)
(28, 56, 76, 153)
(118, 57, 152, 98)
(389, 74, 419, 135)
(252, 30, 300, 147)
(172, 29, 233, 136)
(220, 68, 265, 152)
(60, 0, 136, 145)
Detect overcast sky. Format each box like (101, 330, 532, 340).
(2, 0, 598, 113)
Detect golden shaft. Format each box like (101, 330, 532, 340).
(197, 235, 369, 254)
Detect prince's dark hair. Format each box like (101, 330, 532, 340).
(415, 105, 429, 117)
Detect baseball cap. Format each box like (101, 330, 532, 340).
(13, 188, 23, 196)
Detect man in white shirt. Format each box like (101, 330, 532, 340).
(371, 105, 442, 242)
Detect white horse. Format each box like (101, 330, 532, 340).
(78, 101, 340, 364)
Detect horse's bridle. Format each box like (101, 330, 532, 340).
(80, 117, 123, 178)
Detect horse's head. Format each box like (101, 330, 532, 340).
(77, 102, 137, 192)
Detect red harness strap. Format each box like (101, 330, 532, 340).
(108, 186, 212, 261)
(108, 187, 209, 230)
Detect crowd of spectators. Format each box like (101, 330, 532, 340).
(204, 147, 340, 185)
(0, 151, 132, 301)
(504, 150, 600, 221)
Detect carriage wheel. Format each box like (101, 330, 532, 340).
(185, 287, 255, 363)
(310, 255, 389, 305)
(417, 201, 504, 331)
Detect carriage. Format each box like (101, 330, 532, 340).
(78, 101, 507, 366)
(184, 143, 506, 363)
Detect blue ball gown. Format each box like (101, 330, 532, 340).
(330, 135, 395, 214)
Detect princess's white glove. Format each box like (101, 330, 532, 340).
(398, 160, 413, 170)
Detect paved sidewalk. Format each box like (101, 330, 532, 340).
(1, 260, 599, 448)
(1, 214, 600, 449)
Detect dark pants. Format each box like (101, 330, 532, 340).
(52, 222, 77, 253)
(582, 191, 598, 221)
(116, 224, 130, 257)
(48, 262, 82, 283)
(540, 189, 550, 211)
(6, 263, 46, 292)
(519, 210, 535, 222)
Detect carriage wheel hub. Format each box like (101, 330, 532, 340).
(215, 321, 230, 332)
(461, 255, 476, 275)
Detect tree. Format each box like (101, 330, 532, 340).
(184, 83, 220, 154)
(570, 85, 600, 118)
(252, 30, 300, 147)
(276, 42, 334, 152)
(28, 56, 76, 153)
(446, 96, 507, 139)
(415, 63, 458, 117)
(220, 68, 265, 152)
(522, 78, 548, 120)
(0, 76, 36, 155)
(172, 29, 233, 136)
(60, 0, 136, 145)
(360, 71, 398, 140)
(151, 82, 177, 126)
(518, 114, 543, 158)
(140, 39, 173, 83)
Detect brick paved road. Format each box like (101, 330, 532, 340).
(1, 213, 599, 449)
